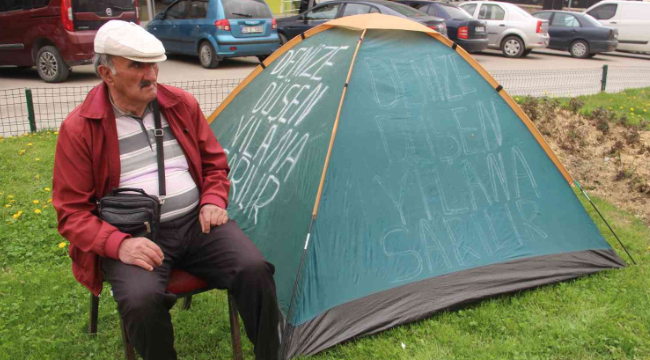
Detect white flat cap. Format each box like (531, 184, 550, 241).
(95, 20, 166, 63)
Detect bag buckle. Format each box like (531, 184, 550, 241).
(154, 129, 164, 137)
(158, 196, 165, 205)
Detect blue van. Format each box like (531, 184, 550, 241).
(147, 0, 279, 68)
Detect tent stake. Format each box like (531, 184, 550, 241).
(574, 181, 636, 265)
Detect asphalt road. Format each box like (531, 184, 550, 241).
(1, 48, 648, 91)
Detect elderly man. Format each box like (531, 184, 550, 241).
(53, 21, 280, 360)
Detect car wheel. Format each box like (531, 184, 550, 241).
(501, 36, 525, 58)
(198, 42, 219, 69)
(279, 33, 288, 45)
(570, 40, 590, 59)
(36, 46, 70, 83)
(522, 49, 533, 57)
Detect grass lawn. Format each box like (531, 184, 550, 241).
(515, 87, 650, 128)
(1, 130, 648, 359)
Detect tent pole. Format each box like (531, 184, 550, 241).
(574, 181, 636, 265)
(281, 30, 368, 357)
(312, 29, 368, 218)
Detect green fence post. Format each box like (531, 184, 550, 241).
(25, 88, 36, 133)
(601, 65, 608, 92)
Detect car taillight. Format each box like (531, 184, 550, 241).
(61, 0, 73, 31)
(215, 19, 231, 31)
(536, 20, 542, 34)
(272, 18, 277, 30)
(134, 0, 140, 24)
(458, 26, 468, 39)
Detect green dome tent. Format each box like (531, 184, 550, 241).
(207, 14, 625, 358)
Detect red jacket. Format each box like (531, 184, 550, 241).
(53, 83, 230, 296)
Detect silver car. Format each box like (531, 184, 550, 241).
(459, 1, 549, 58)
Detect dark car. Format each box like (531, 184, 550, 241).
(532, 10, 618, 58)
(0, 0, 139, 82)
(276, 0, 447, 45)
(398, 0, 488, 53)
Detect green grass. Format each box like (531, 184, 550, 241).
(1, 132, 649, 360)
(515, 87, 650, 128)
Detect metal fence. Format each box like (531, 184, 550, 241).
(0, 79, 240, 136)
(2, 66, 650, 137)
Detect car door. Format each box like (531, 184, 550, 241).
(157, 0, 190, 53)
(177, 0, 208, 54)
(0, 0, 31, 66)
(550, 12, 580, 50)
(476, 3, 506, 46)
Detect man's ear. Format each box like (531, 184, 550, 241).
(97, 65, 115, 86)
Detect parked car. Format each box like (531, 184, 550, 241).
(585, 0, 650, 54)
(458, 1, 549, 58)
(146, 0, 279, 68)
(276, 0, 448, 45)
(0, 0, 139, 82)
(397, 0, 488, 53)
(532, 11, 617, 58)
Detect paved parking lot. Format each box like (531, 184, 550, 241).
(1, 48, 648, 91)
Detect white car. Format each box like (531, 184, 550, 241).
(459, 1, 549, 58)
(585, 0, 650, 53)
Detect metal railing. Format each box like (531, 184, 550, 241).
(2, 66, 650, 136)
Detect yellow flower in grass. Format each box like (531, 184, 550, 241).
(12, 211, 23, 220)
(8, 195, 14, 199)
(620, 106, 624, 110)
(47, 131, 51, 135)
(0, 191, 2, 196)
(47, 198, 52, 203)
(4, 204, 11, 208)
(54, 131, 59, 135)
(33, 200, 39, 204)
(42, 205, 48, 209)
(44, 187, 51, 192)
(631, 108, 635, 112)
(10, 200, 15, 203)
(59, 242, 67, 249)
(18, 149, 25, 155)
(34, 158, 40, 161)
(34, 174, 40, 179)
(34, 209, 42, 214)
(27, 143, 33, 146)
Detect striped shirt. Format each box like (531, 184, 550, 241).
(112, 100, 200, 222)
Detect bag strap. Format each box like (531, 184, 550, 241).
(152, 99, 166, 199)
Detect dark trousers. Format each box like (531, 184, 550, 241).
(102, 209, 280, 360)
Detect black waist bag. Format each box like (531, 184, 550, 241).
(97, 100, 166, 242)
(98, 188, 161, 241)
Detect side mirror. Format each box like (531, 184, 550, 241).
(155, 12, 166, 20)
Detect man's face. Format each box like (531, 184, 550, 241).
(104, 56, 159, 105)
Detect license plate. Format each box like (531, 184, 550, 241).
(475, 26, 485, 33)
(242, 26, 264, 34)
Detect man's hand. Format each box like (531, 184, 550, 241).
(117, 237, 164, 271)
(199, 204, 228, 233)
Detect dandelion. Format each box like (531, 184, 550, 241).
(18, 149, 25, 155)
(34, 158, 40, 161)
(33, 200, 39, 204)
(12, 211, 23, 220)
(42, 205, 48, 209)
(631, 108, 635, 112)
(54, 131, 59, 135)
(47, 198, 52, 203)
(10, 200, 15, 203)
(515, 97, 520, 102)
(58, 242, 67, 249)
(27, 143, 33, 146)
(8, 195, 14, 199)
(609, 107, 613, 110)
(34, 209, 42, 214)
(34, 174, 40, 179)
(44, 187, 51, 192)
(620, 106, 624, 110)
(4, 204, 11, 208)
(47, 131, 51, 134)
(0, 191, 2, 195)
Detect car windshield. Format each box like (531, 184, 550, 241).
(381, 2, 427, 17)
(581, 13, 604, 27)
(440, 4, 472, 20)
(222, 0, 272, 19)
(510, 4, 534, 18)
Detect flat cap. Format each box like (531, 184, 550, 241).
(94, 20, 166, 63)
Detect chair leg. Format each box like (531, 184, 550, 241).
(119, 317, 137, 360)
(89, 293, 99, 335)
(182, 295, 193, 310)
(228, 292, 243, 360)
